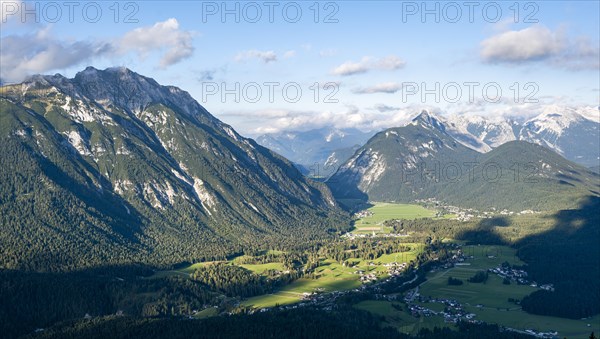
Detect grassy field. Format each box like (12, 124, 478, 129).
(352, 245, 600, 338)
(353, 203, 450, 234)
(416, 245, 600, 338)
(241, 260, 362, 309)
(239, 262, 286, 274)
(242, 277, 361, 308)
(154, 258, 286, 278)
(241, 246, 424, 309)
(193, 307, 219, 319)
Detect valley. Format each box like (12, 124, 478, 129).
(1, 0, 599, 335)
(0, 68, 598, 339)
(138, 201, 599, 338)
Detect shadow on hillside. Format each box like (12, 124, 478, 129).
(455, 195, 600, 319)
(478, 216, 510, 228)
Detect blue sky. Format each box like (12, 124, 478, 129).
(1, 0, 599, 135)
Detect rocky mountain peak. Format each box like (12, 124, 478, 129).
(411, 110, 446, 132)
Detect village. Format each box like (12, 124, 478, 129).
(488, 262, 554, 291)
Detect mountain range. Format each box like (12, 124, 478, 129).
(257, 107, 599, 172)
(445, 106, 600, 167)
(328, 111, 600, 211)
(0, 67, 347, 271)
(256, 128, 372, 178)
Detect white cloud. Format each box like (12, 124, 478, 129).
(0, 27, 112, 83)
(332, 55, 405, 76)
(226, 105, 437, 135)
(235, 49, 277, 63)
(119, 18, 195, 68)
(353, 82, 403, 94)
(481, 26, 564, 62)
(377, 55, 406, 70)
(222, 97, 597, 136)
(331, 57, 370, 76)
(480, 25, 599, 70)
(283, 50, 296, 59)
(0, 18, 197, 82)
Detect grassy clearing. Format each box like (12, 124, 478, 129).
(194, 307, 219, 319)
(239, 262, 286, 274)
(242, 245, 425, 309)
(155, 259, 285, 278)
(242, 266, 361, 309)
(417, 245, 600, 338)
(353, 203, 449, 234)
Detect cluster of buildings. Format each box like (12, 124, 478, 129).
(488, 264, 528, 283)
(504, 327, 559, 338)
(384, 262, 408, 276)
(414, 198, 541, 221)
(353, 210, 373, 218)
(358, 272, 378, 283)
(405, 294, 477, 324)
(488, 264, 555, 291)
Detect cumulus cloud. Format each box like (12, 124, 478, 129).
(481, 26, 564, 62)
(353, 82, 403, 94)
(0, 18, 196, 82)
(0, 27, 113, 83)
(480, 25, 599, 70)
(235, 49, 277, 63)
(332, 55, 405, 76)
(119, 18, 195, 68)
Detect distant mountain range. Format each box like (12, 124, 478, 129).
(444, 106, 600, 168)
(256, 128, 372, 178)
(0, 67, 347, 271)
(327, 111, 600, 211)
(257, 107, 600, 172)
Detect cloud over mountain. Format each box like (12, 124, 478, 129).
(0, 18, 196, 82)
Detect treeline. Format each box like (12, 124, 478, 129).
(319, 238, 413, 262)
(468, 271, 489, 283)
(24, 307, 538, 339)
(26, 307, 404, 339)
(191, 263, 299, 298)
(0, 267, 219, 338)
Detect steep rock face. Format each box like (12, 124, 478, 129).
(328, 111, 479, 205)
(0, 67, 347, 271)
(329, 112, 599, 211)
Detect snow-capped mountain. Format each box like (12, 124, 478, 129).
(443, 107, 599, 168)
(328, 111, 600, 211)
(518, 107, 600, 167)
(446, 115, 518, 149)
